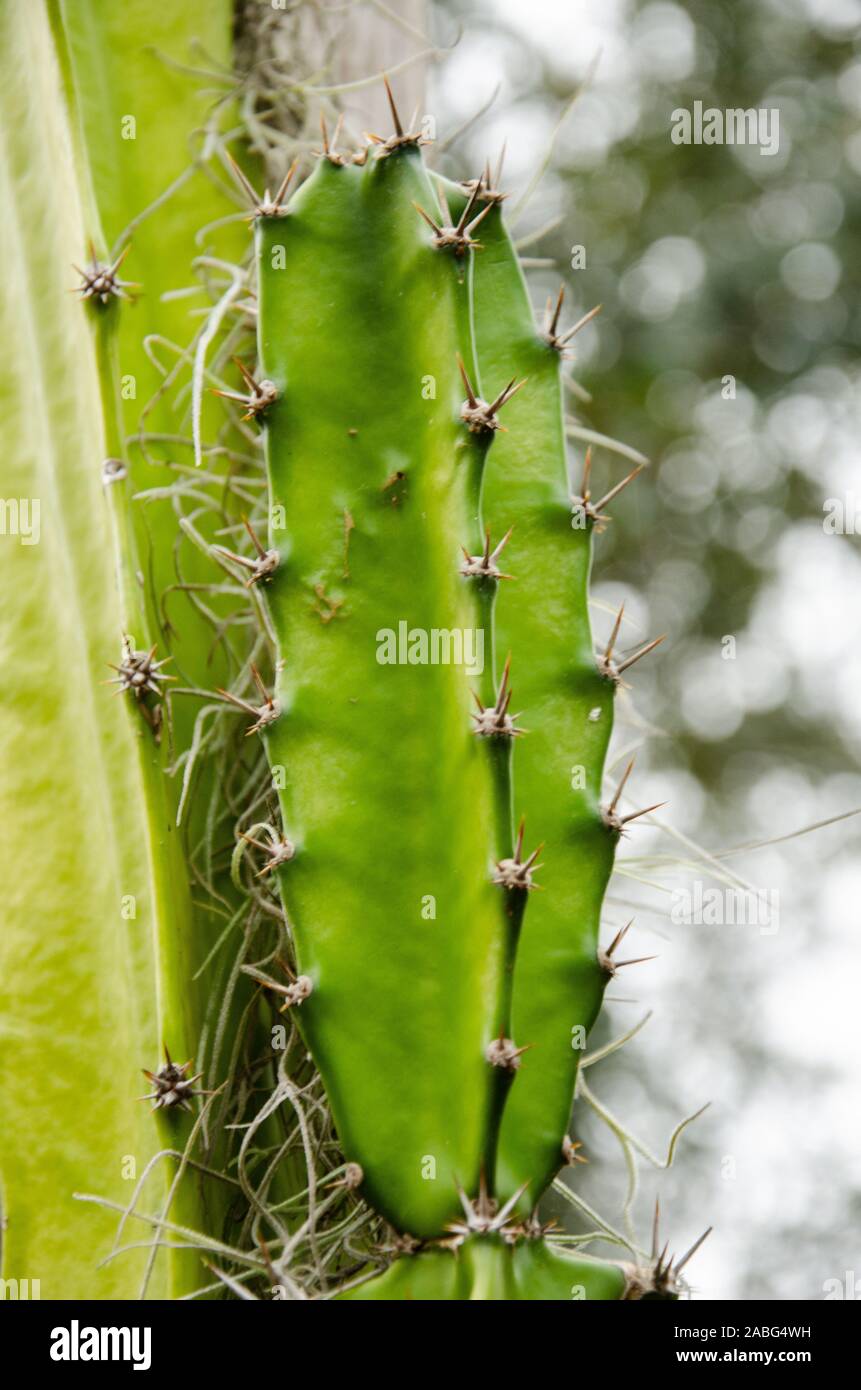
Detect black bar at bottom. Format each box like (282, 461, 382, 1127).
(0, 1293, 852, 1375)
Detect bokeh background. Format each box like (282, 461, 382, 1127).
(418, 0, 860, 1299)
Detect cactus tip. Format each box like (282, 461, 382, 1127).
(461, 524, 515, 580)
(226, 152, 297, 218)
(211, 359, 278, 421)
(215, 517, 279, 586)
(327, 1161, 364, 1191)
(599, 919, 658, 977)
(544, 292, 602, 355)
(446, 1171, 530, 1245)
(74, 245, 139, 305)
(459, 358, 527, 435)
(493, 817, 543, 890)
(603, 759, 665, 833)
(599, 606, 667, 683)
(625, 1200, 713, 1298)
(414, 180, 491, 256)
(317, 111, 350, 166)
(241, 830, 296, 877)
(101, 457, 127, 485)
(366, 76, 430, 158)
(471, 653, 525, 738)
(561, 1136, 588, 1166)
(139, 1047, 209, 1112)
(106, 638, 174, 699)
(217, 666, 280, 735)
(486, 1034, 532, 1071)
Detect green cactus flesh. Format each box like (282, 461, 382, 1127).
(340, 1237, 628, 1302)
(446, 183, 624, 1211)
(256, 151, 506, 1239)
(252, 139, 644, 1296)
(0, 0, 253, 1298)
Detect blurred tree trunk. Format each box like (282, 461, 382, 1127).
(236, 1, 429, 174)
(302, 0, 428, 133)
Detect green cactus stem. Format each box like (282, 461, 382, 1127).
(448, 176, 661, 1213)
(0, 0, 167, 1298)
(255, 142, 506, 1240)
(247, 90, 671, 1297)
(0, 0, 256, 1299)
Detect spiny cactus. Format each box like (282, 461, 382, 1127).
(241, 84, 681, 1299)
(445, 175, 665, 1215)
(254, 136, 505, 1240)
(1, 0, 709, 1302)
(0, 0, 195, 1300)
(0, 0, 259, 1300)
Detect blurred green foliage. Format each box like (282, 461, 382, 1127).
(434, 0, 861, 1299)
